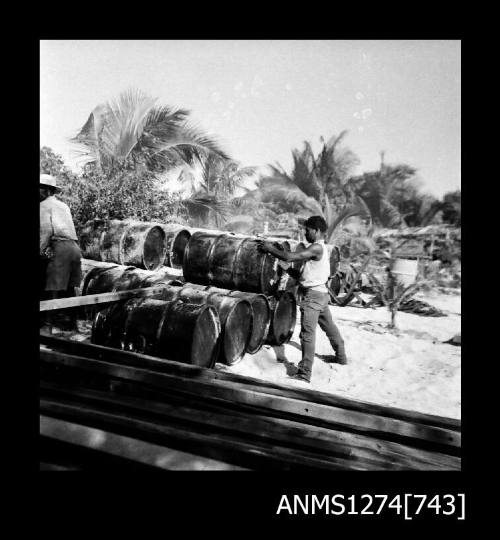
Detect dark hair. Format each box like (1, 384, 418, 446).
(304, 215, 327, 232)
(40, 185, 57, 196)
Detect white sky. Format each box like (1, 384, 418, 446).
(40, 39, 460, 197)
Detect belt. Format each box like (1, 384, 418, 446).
(51, 236, 77, 242)
(299, 285, 328, 293)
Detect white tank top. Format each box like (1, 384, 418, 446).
(300, 240, 330, 292)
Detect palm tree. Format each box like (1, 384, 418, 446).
(268, 131, 360, 210)
(232, 176, 324, 218)
(200, 154, 258, 200)
(71, 89, 229, 175)
(174, 155, 258, 228)
(350, 156, 419, 228)
(254, 132, 369, 241)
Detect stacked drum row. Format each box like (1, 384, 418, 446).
(79, 219, 191, 271)
(80, 260, 296, 368)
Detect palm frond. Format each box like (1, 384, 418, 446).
(326, 194, 372, 244)
(289, 150, 321, 200)
(70, 90, 229, 175)
(303, 141, 316, 165)
(183, 192, 231, 221)
(268, 162, 289, 179)
(70, 103, 110, 167)
(142, 122, 229, 168)
(326, 130, 348, 152)
(232, 165, 258, 178)
(101, 89, 157, 161)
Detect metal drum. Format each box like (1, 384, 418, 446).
(190, 285, 271, 355)
(159, 224, 192, 269)
(121, 222, 167, 271)
(226, 290, 271, 354)
(265, 291, 297, 346)
(93, 298, 221, 368)
(81, 260, 181, 294)
(153, 283, 253, 366)
(82, 264, 136, 295)
(95, 220, 167, 271)
(183, 231, 280, 295)
(79, 219, 107, 261)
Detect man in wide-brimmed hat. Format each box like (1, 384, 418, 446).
(40, 174, 82, 332)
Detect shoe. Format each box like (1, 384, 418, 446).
(40, 324, 52, 336)
(290, 372, 311, 383)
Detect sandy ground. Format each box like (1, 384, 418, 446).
(216, 291, 461, 420)
(52, 291, 461, 421)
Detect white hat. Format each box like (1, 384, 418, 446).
(40, 174, 61, 191)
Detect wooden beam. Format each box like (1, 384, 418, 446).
(40, 415, 248, 471)
(39, 348, 461, 452)
(40, 381, 460, 470)
(39, 287, 167, 312)
(40, 398, 368, 471)
(40, 335, 461, 432)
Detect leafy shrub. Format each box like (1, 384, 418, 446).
(40, 148, 188, 233)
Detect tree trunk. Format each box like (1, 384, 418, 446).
(389, 307, 397, 329)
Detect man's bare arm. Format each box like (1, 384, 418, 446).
(257, 240, 323, 262)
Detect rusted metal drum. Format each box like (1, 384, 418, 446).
(188, 227, 226, 235)
(91, 299, 138, 349)
(329, 244, 340, 276)
(270, 240, 305, 292)
(81, 261, 181, 295)
(80, 259, 119, 292)
(92, 298, 221, 368)
(154, 283, 253, 366)
(265, 236, 290, 250)
(79, 219, 108, 260)
(82, 264, 136, 295)
(122, 222, 167, 271)
(225, 290, 271, 354)
(98, 220, 167, 271)
(265, 291, 297, 346)
(183, 231, 280, 295)
(81, 261, 180, 324)
(139, 271, 184, 288)
(187, 285, 271, 355)
(266, 238, 291, 291)
(159, 224, 192, 269)
(80, 258, 118, 276)
(99, 220, 131, 265)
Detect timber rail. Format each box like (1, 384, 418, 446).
(39, 287, 169, 312)
(39, 336, 461, 471)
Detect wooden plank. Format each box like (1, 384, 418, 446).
(39, 287, 167, 312)
(40, 381, 460, 470)
(40, 347, 460, 452)
(39, 348, 461, 452)
(40, 335, 461, 431)
(40, 414, 247, 471)
(40, 398, 369, 471)
(106, 380, 460, 470)
(106, 381, 460, 470)
(40, 462, 80, 471)
(41, 375, 459, 470)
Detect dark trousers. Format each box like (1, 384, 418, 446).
(40, 254, 79, 330)
(297, 288, 347, 378)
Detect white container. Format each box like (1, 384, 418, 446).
(391, 258, 418, 287)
